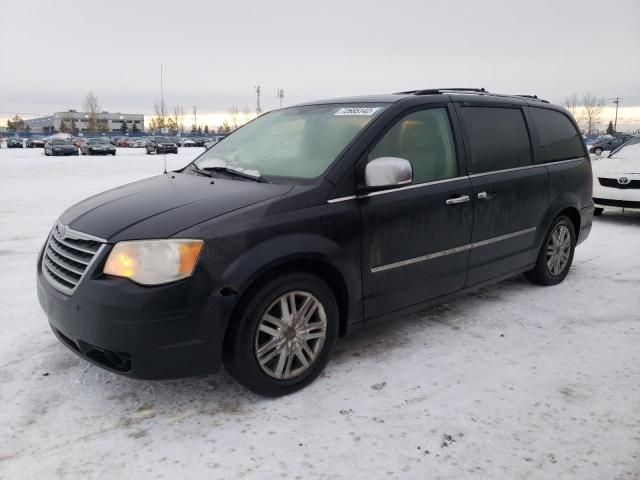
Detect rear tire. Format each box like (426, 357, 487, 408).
(525, 215, 576, 286)
(594, 207, 604, 216)
(594, 147, 603, 155)
(223, 272, 338, 397)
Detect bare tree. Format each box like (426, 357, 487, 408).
(172, 105, 184, 134)
(581, 93, 605, 135)
(83, 90, 100, 134)
(153, 99, 168, 131)
(242, 104, 252, 124)
(564, 94, 580, 118)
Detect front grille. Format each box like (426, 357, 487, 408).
(599, 177, 640, 189)
(42, 222, 105, 295)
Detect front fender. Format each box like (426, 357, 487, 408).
(222, 233, 359, 296)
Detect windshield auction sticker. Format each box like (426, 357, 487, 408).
(334, 107, 382, 116)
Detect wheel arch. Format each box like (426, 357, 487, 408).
(220, 234, 360, 347)
(535, 195, 581, 254)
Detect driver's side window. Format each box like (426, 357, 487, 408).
(368, 108, 457, 184)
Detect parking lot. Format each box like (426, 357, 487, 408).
(1, 147, 639, 479)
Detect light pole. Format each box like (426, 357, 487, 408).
(612, 97, 619, 133)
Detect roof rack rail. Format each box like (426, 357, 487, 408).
(394, 87, 487, 95)
(514, 94, 550, 103)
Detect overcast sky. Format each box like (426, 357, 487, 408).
(1, 0, 639, 127)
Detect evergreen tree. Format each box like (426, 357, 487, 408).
(606, 120, 614, 135)
(59, 119, 68, 133)
(120, 120, 128, 134)
(191, 124, 197, 134)
(132, 122, 139, 133)
(197, 126, 203, 134)
(204, 125, 209, 134)
(69, 117, 78, 135)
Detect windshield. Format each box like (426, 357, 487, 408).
(193, 104, 388, 179)
(609, 136, 640, 159)
(52, 139, 73, 145)
(88, 138, 108, 144)
(156, 137, 170, 143)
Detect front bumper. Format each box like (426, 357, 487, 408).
(52, 149, 79, 156)
(89, 148, 116, 155)
(36, 247, 235, 379)
(593, 179, 640, 209)
(157, 145, 178, 153)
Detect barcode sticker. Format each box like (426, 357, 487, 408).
(334, 107, 381, 116)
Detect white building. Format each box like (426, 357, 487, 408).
(25, 110, 144, 134)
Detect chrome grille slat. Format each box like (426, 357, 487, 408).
(47, 238, 91, 265)
(41, 222, 106, 295)
(44, 257, 81, 284)
(51, 227, 100, 254)
(45, 248, 85, 275)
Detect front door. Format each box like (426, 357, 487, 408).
(360, 106, 473, 319)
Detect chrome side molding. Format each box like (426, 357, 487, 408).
(371, 227, 536, 273)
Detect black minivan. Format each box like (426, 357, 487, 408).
(37, 88, 594, 396)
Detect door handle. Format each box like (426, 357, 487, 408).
(446, 195, 470, 205)
(478, 191, 497, 200)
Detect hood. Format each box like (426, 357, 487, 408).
(593, 157, 640, 175)
(60, 172, 293, 242)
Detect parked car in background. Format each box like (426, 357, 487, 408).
(44, 138, 79, 156)
(180, 138, 197, 147)
(145, 136, 178, 154)
(589, 136, 633, 155)
(26, 135, 46, 148)
(130, 138, 147, 148)
(81, 138, 116, 156)
(36, 89, 593, 396)
(204, 135, 226, 149)
(73, 137, 86, 148)
(115, 138, 130, 147)
(6, 137, 24, 148)
(592, 136, 640, 215)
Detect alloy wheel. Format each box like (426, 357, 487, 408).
(546, 225, 571, 276)
(254, 290, 327, 380)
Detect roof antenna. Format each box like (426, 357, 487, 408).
(160, 64, 167, 174)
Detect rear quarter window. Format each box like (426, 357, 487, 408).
(460, 107, 532, 174)
(530, 108, 584, 162)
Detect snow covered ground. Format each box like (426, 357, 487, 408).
(1, 147, 639, 480)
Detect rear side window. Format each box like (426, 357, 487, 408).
(461, 107, 532, 174)
(531, 108, 584, 162)
(368, 108, 457, 184)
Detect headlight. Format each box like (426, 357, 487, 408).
(103, 239, 203, 285)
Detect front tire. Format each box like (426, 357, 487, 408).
(223, 272, 339, 397)
(594, 147, 603, 155)
(525, 215, 576, 286)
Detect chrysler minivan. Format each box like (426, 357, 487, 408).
(37, 88, 594, 396)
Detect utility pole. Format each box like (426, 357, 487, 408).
(193, 105, 197, 131)
(612, 97, 619, 133)
(277, 89, 285, 108)
(255, 86, 262, 116)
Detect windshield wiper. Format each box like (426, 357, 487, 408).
(190, 165, 213, 177)
(203, 166, 266, 183)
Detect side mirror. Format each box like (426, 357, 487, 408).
(364, 157, 413, 189)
